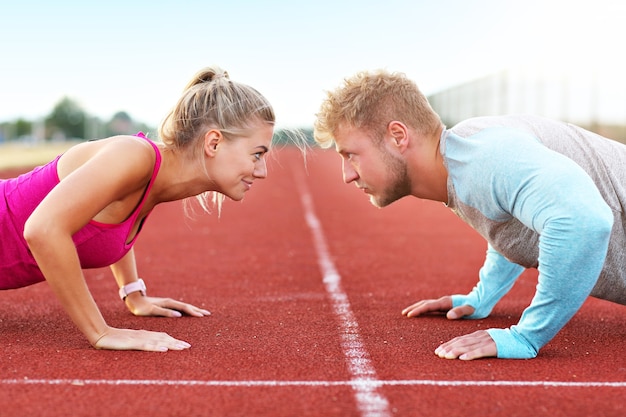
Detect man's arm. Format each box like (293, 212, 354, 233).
(451, 245, 524, 318)
(440, 128, 614, 359)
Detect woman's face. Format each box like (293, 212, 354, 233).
(208, 122, 274, 201)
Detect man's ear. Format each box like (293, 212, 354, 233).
(204, 129, 223, 157)
(387, 121, 409, 152)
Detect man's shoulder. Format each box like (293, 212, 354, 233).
(450, 114, 551, 137)
(445, 121, 543, 163)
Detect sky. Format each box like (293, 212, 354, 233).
(1, 0, 625, 129)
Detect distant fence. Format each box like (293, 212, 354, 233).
(428, 65, 626, 143)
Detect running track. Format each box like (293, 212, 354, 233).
(1, 147, 624, 417)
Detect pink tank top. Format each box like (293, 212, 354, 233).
(0, 133, 161, 289)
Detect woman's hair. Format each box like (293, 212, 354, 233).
(314, 69, 442, 148)
(159, 66, 275, 213)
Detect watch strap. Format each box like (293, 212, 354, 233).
(119, 278, 147, 301)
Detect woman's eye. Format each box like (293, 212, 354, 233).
(254, 152, 263, 160)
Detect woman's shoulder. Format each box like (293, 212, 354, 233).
(66, 135, 155, 162)
(57, 135, 157, 183)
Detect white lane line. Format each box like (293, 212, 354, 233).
(1, 379, 625, 388)
(295, 171, 392, 417)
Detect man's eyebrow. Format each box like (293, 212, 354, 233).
(256, 145, 269, 152)
(336, 147, 352, 157)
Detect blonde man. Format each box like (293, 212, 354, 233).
(314, 69, 626, 360)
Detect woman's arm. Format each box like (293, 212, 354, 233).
(23, 137, 191, 351)
(110, 249, 211, 318)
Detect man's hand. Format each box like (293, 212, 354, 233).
(402, 296, 497, 360)
(401, 295, 475, 319)
(434, 330, 497, 360)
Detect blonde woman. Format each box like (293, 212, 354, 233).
(0, 67, 275, 352)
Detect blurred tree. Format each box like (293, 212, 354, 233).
(104, 111, 155, 138)
(107, 111, 133, 135)
(45, 97, 86, 140)
(15, 118, 33, 138)
(272, 127, 315, 146)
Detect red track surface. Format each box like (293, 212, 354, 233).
(1, 148, 624, 416)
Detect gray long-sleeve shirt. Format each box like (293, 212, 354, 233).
(442, 114, 625, 358)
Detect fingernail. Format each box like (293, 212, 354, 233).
(173, 311, 182, 317)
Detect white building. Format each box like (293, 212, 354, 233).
(428, 64, 626, 143)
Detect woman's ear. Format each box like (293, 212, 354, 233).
(204, 129, 223, 157)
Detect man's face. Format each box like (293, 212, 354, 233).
(334, 124, 411, 208)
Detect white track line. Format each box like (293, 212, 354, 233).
(296, 170, 392, 417)
(4, 167, 623, 396)
(1, 379, 625, 388)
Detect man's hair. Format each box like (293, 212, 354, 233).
(314, 69, 442, 148)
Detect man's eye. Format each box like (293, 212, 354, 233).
(254, 152, 264, 160)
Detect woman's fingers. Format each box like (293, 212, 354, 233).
(128, 296, 211, 317)
(93, 328, 191, 352)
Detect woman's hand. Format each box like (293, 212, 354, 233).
(124, 293, 211, 318)
(93, 327, 191, 352)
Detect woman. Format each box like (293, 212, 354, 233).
(0, 66, 275, 352)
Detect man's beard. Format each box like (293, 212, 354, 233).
(370, 149, 411, 208)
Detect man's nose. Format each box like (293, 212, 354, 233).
(342, 160, 358, 184)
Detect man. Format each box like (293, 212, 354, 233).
(313, 69, 626, 360)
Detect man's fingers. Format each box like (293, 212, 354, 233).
(446, 304, 475, 319)
(402, 296, 452, 317)
(434, 330, 497, 360)
(401, 300, 428, 316)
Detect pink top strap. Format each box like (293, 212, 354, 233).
(0, 133, 163, 289)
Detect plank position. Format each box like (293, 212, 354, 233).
(313, 69, 626, 359)
(0, 66, 276, 351)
